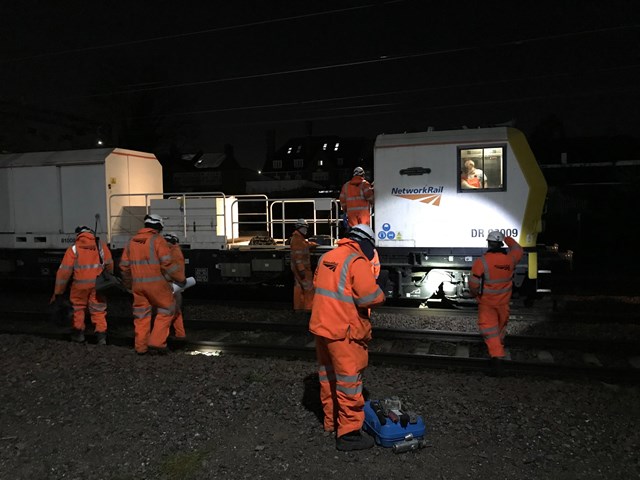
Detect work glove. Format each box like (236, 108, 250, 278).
(176, 279, 187, 288)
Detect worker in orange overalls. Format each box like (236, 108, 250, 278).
(310, 224, 385, 451)
(51, 226, 113, 345)
(119, 214, 186, 355)
(290, 218, 318, 313)
(370, 248, 380, 281)
(339, 167, 374, 227)
(163, 232, 187, 339)
(469, 231, 523, 376)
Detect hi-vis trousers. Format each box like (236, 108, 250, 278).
(315, 335, 368, 437)
(477, 303, 510, 358)
(132, 282, 176, 353)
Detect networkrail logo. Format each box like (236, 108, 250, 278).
(391, 186, 443, 206)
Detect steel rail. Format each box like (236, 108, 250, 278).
(2, 320, 640, 383)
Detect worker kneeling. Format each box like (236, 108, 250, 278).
(309, 224, 386, 451)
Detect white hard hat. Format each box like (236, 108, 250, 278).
(295, 218, 309, 229)
(144, 213, 164, 229)
(348, 224, 375, 245)
(353, 166, 365, 176)
(163, 232, 179, 244)
(487, 231, 505, 243)
(75, 225, 93, 235)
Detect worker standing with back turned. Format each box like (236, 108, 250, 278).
(290, 218, 318, 313)
(310, 224, 385, 451)
(339, 167, 374, 227)
(119, 214, 186, 355)
(51, 226, 113, 345)
(469, 231, 523, 376)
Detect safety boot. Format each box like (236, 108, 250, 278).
(70, 329, 85, 343)
(96, 332, 107, 345)
(336, 430, 375, 451)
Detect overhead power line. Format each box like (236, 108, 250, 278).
(2, 1, 405, 63)
(64, 23, 639, 100)
(129, 63, 640, 120)
(189, 85, 640, 130)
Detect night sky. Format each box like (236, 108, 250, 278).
(1, 1, 639, 169)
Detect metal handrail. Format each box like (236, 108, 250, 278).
(108, 191, 339, 248)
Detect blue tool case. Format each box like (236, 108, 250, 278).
(363, 399, 426, 449)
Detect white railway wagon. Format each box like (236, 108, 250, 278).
(0, 148, 162, 250)
(0, 128, 556, 305)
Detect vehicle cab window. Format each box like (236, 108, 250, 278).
(458, 145, 506, 192)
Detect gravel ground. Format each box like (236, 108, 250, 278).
(1, 335, 639, 480)
(1, 290, 640, 479)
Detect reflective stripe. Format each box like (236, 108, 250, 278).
(59, 265, 73, 270)
(133, 306, 152, 319)
(128, 259, 160, 266)
(149, 235, 156, 261)
(480, 257, 489, 277)
(74, 278, 96, 285)
(336, 384, 363, 395)
(482, 331, 501, 340)
(318, 364, 336, 382)
(482, 286, 512, 295)
(315, 252, 374, 304)
(354, 287, 384, 306)
(315, 287, 352, 303)
(480, 326, 501, 339)
(346, 205, 369, 211)
(75, 263, 102, 270)
(338, 253, 358, 293)
(336, 373, 361, 383)
(484, 277, 512, 284)
(55, 279, 68, 285)
(165, 264, 180, 274)
(132, 276, 166, 283)
(318, 371, 336, 382)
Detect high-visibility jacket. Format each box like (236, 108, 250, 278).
(469, 236, 523, 305)
(290, 230, 316, 281)
(339, 176, 374, 225)
(165, 243, 185, 281)
(370, 249, 380, 280)
(54, 232, 113, 294)
(119, 228, 185, 290)
(310, 238, 385, 341)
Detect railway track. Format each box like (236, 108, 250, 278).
(2, 310, 640, 383)
(181, 298, 640, 324)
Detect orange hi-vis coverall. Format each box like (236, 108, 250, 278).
(290, 229, 317, 312)
(119, 228, 186, 353)
(167, 243, 186, 338)
(469, 236, 523, 358)
(54, 232, 113, 333)
(339, 175, 374, 227)
(310, 238, 386, 437)
(370, 249, 380, 280)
